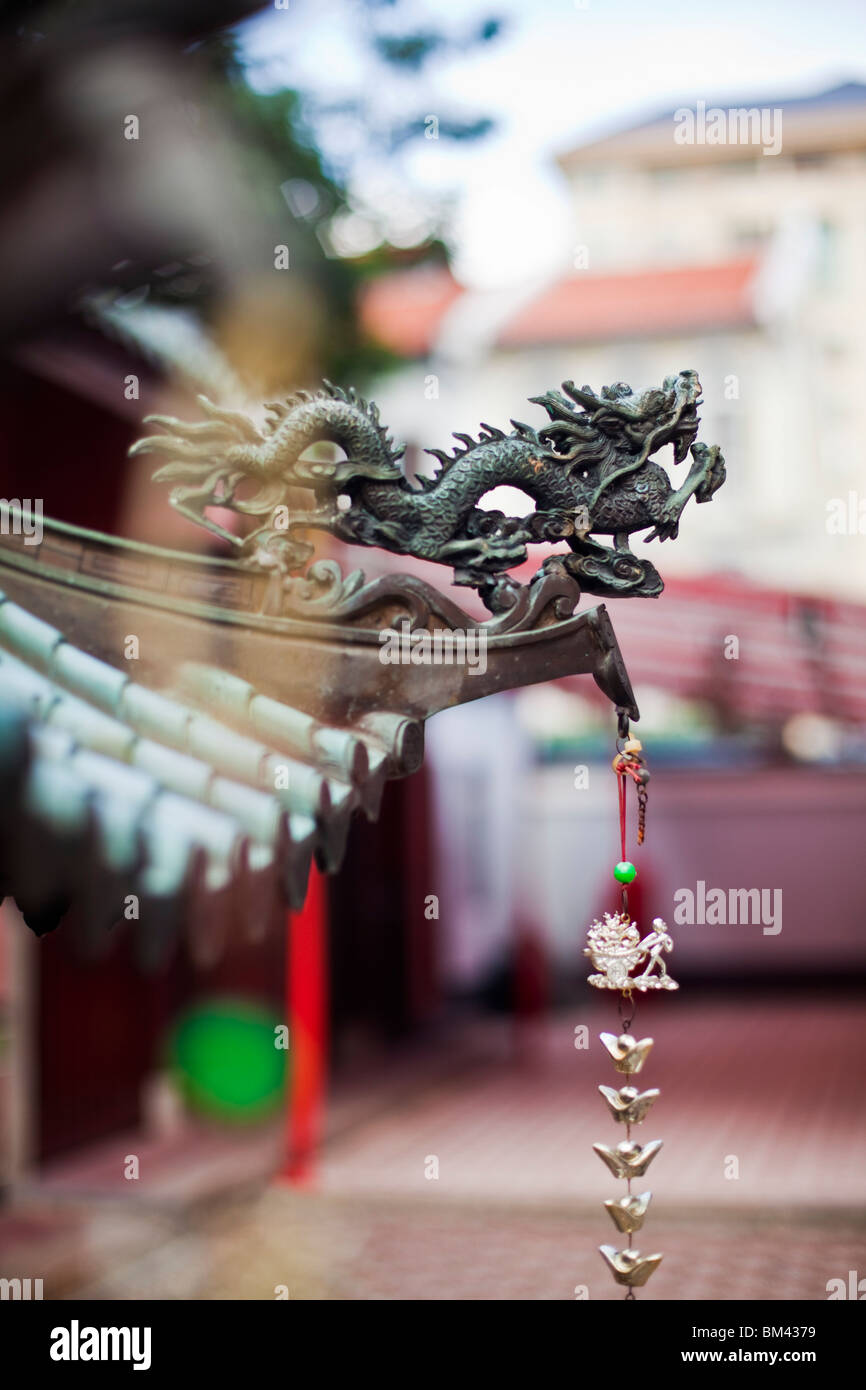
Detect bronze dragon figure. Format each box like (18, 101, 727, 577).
(131, 369, 725, 607)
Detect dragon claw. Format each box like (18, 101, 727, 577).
(644, 508, 680, 543)
(694, 443, 726, 502)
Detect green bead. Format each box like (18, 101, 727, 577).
(614, 860, 637, 884)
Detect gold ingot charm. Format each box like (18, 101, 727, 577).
(600, 1032, 654, 1074)
(599, 1245, 663, 1287)
(604, 1191, 652, 1233)
(593, 1138, 663, 1179)
(598, 1084, 660, 1124)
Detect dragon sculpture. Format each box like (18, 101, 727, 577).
(131, 369, 725, 608)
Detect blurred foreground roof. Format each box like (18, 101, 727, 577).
(0, 587, 415, 966)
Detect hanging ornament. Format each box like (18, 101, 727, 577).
(585, 914, 678, 993)
(584, 710, 678, 1298)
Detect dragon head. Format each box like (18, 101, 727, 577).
(531, 369, 702, 468)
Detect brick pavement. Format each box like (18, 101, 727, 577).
(1, 995, 864, 1299)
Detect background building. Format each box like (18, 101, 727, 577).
(363, 81, 866, 598)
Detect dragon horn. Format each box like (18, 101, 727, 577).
(528, 391, 572, 419)
(560, 380, 637, 418)
(561, 381, 600, 410)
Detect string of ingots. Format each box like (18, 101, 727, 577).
(584, 909, 679, 1296)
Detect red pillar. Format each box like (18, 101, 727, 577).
(281, 864, 328, 1184)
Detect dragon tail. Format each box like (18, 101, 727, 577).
(131, 382, 404, 486)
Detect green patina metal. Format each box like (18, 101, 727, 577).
(0, 368, 726, 952)
(134, 372, 725, 602)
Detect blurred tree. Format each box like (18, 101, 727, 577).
(193, 4, 502, 381)
(0, 0, 500, 387)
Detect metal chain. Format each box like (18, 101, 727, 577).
(636, 780, 648, 845)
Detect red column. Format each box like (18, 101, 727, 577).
(281, 864, 328, 1184)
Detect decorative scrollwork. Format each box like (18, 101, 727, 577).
(259, 555, 585, 638)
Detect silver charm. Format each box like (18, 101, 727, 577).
(604, 1192, 652, 1234)
(585, 831, 675, 1296)
(593, 1138, 663, 1179)
(599, 1084, 660, 1124)
(599, 1245, 663, 1287)
(585, 912, 678, 991)
(600, 1031, 654, 1074)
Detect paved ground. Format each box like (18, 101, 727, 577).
(1, 996, 864, 1300)
(319, 997, 866, 1210)
(200, 1189, 865, 1301)
(7, 1186, 861, 1301)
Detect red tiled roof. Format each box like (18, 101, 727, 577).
(497, 258, 758, 348)
(359, 259, 758, 356)
(359, 264, 462, 357)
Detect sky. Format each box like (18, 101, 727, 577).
(240, 0, 866, 288)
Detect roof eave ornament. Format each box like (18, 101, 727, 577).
(0, 371, 725, 943)
(131, 369, 725, 609)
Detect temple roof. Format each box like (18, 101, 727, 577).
(0, 587, 417, 966)
(0, 511, 636, 962)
